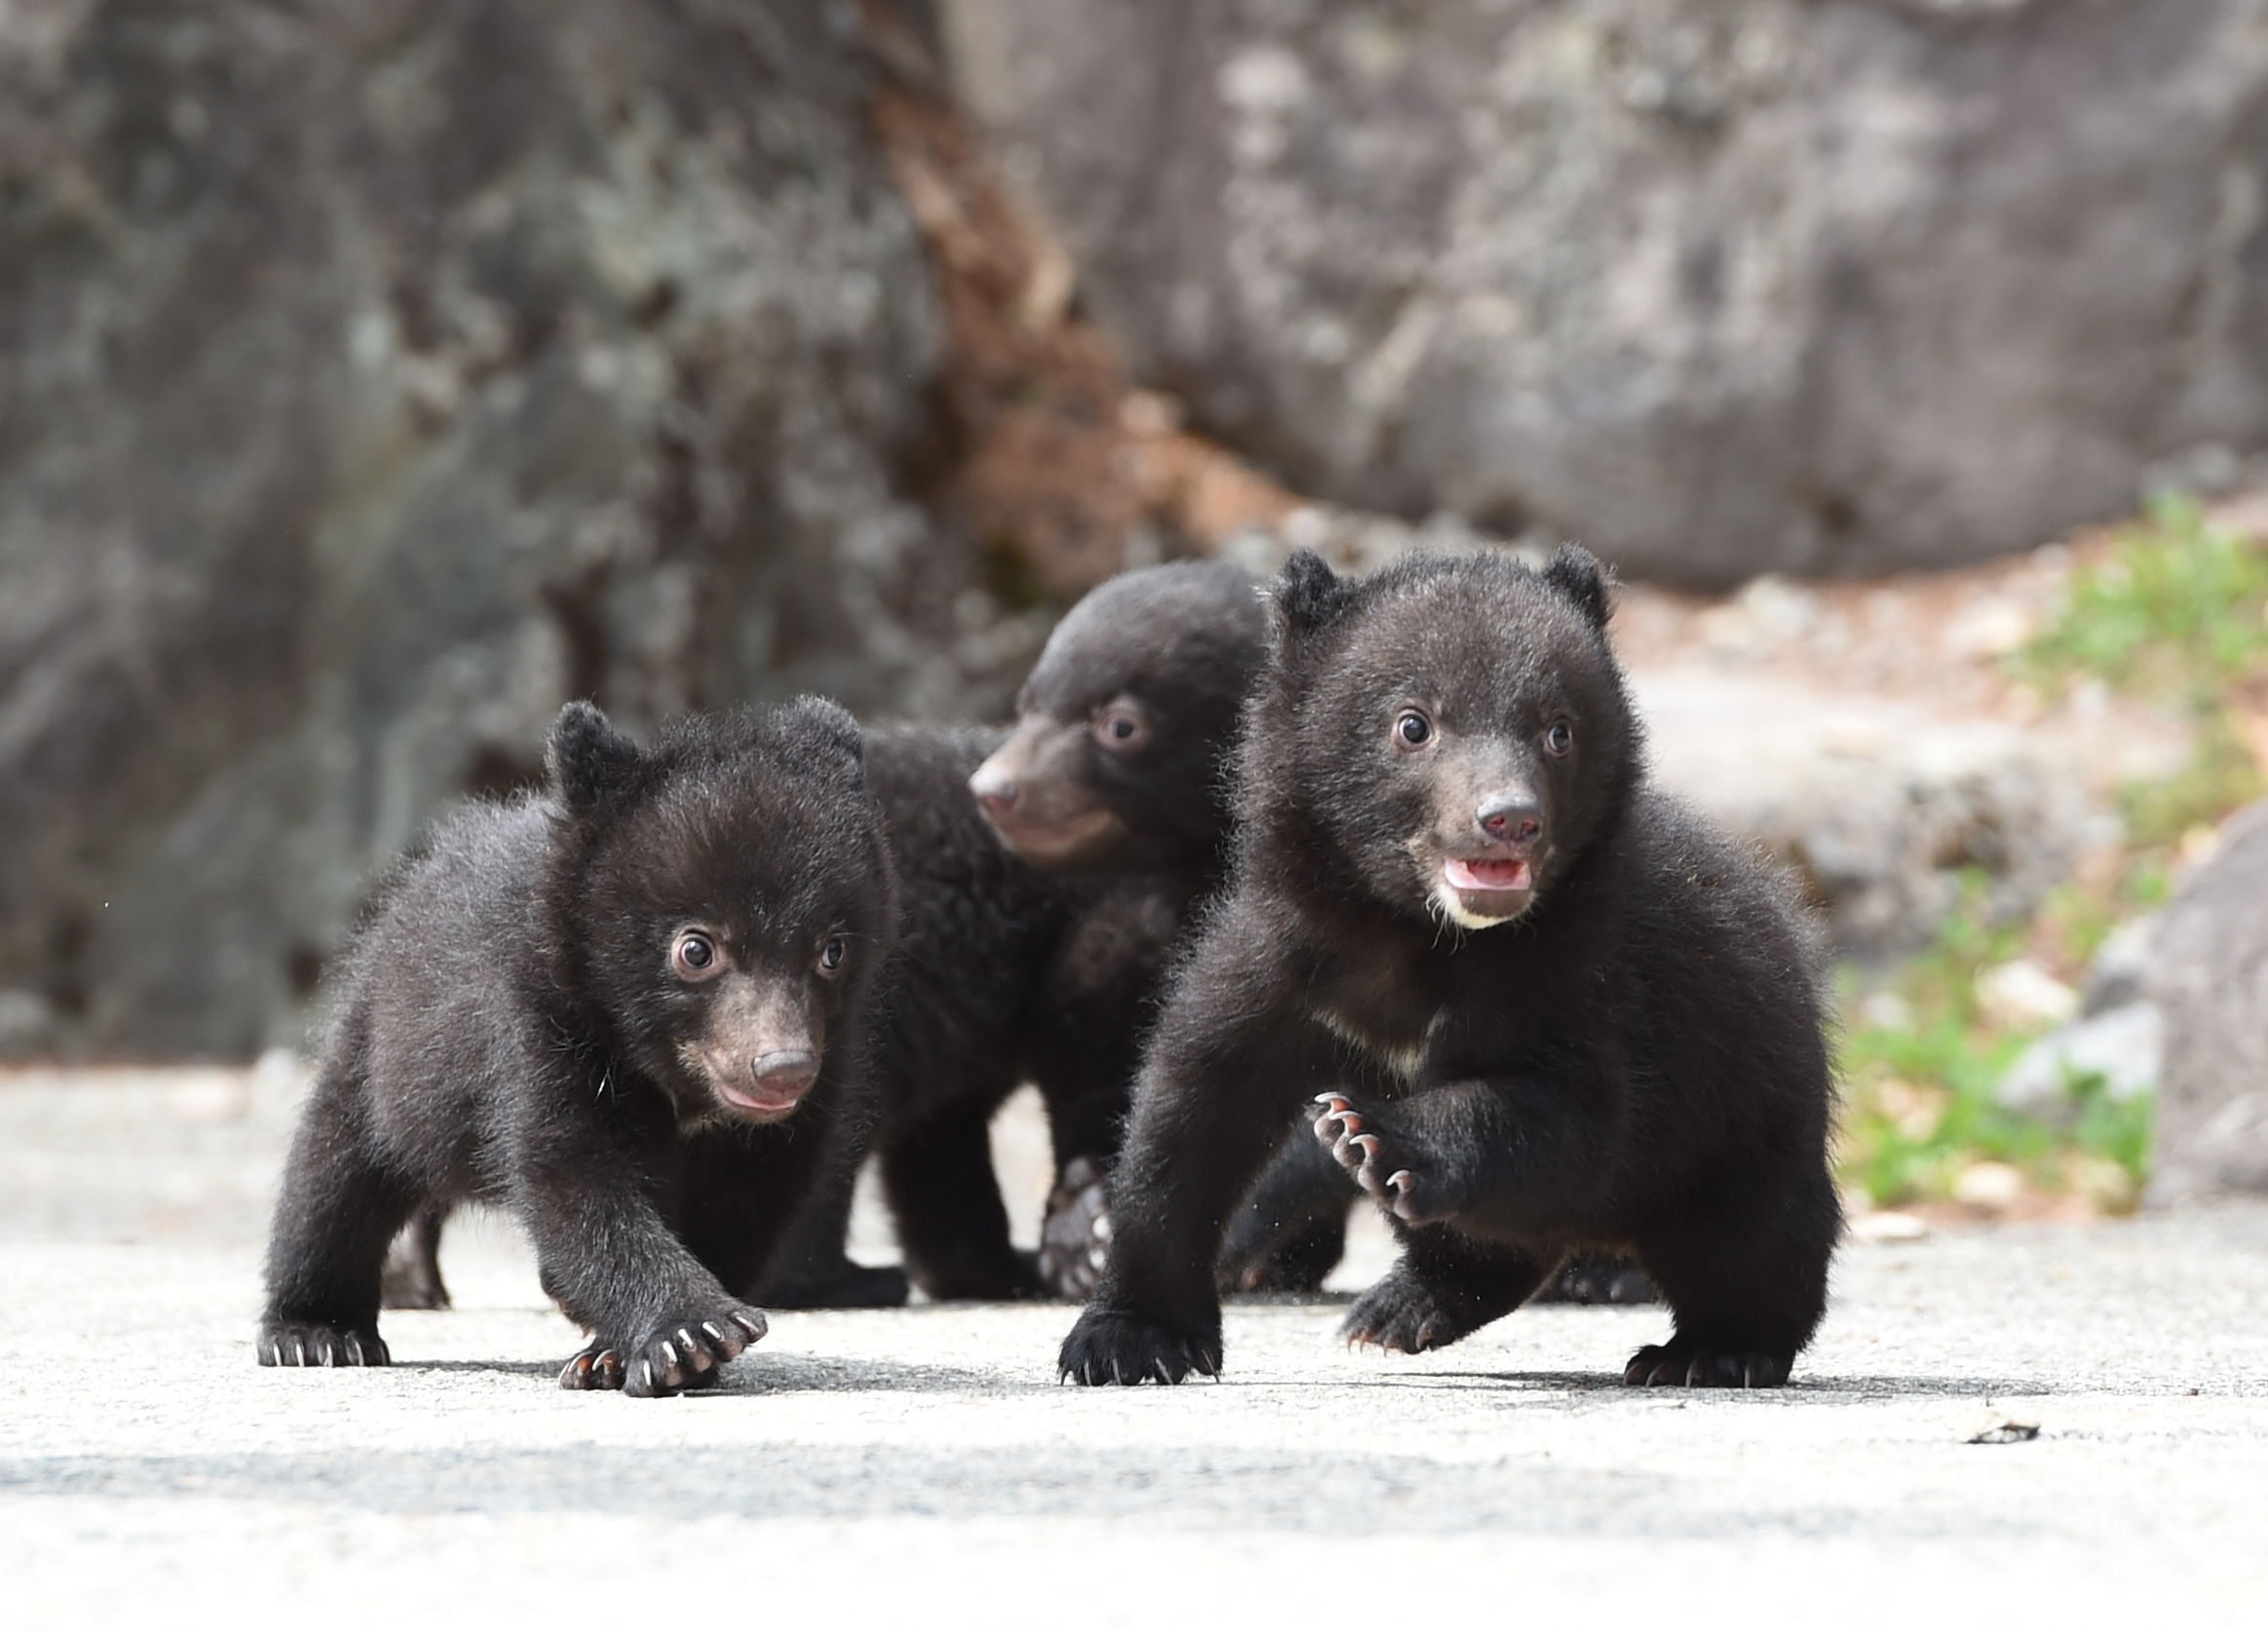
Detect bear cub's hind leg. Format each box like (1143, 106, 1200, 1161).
(1621, 1168, 1838, 1388)
(1342, 1234, 1551, 1354)
(259, 1081, 419, 1368)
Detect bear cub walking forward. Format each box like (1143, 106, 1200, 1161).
(1060, 548, 1840, 1388)
(260, 699, 895, 1395)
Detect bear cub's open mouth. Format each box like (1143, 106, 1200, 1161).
(1442, 854, 1532, 894)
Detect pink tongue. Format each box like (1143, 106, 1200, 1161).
(1446, 855, 1531, 891)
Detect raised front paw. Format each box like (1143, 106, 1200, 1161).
(1341, 1263, 1471, 1354)
(1311, 1093, 1453, 1225)
(1624, 1343, 1790, 1388)
(258, 1319, 390, 1367)
(1058, 1305, 1221, 1385)
(1037, 1156, 1111, 1302)
(562, 1304, 769, 1396)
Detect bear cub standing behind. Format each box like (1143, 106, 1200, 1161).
(762, 561, 1269, 1307)
(1060, 548, 1840, 1388)
(260, 699, 896, 1396)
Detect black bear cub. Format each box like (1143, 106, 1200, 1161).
(968, 559, 1267, 1294)
(1059, 547, 1840, 1388)
(260, 699, 895, 1396)
(762, 560, 1268, 1306)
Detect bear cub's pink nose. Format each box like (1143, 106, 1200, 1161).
(1476, 794, 1542, 846)
(752, 1049, 819, 1098)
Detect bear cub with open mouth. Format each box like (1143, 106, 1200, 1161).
(259, 698, 895, 1395)
(1060, 547, 1840, 1388)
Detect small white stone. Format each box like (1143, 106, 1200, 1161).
(1849, 1211, 1930, 1243)
(1977, 959, 2080, 1030)
(1951, 1160, 2026, 1211)
(1946, 598, 2034, 659)
(1856, 990, 1913, 1031)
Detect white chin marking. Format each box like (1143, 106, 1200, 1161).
(1432, 887, 1519, 930)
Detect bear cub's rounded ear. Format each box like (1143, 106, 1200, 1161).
(1267, 549, 1355, 642)
(779, 695, 866, 772)
(1540, 544, 1612, 635)
(548, 701, 644, 813)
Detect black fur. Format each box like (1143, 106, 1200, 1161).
(259, 699, 897, 1395)
(762, 561, 1270, 1306)
(1059, 548, 1839, 1387)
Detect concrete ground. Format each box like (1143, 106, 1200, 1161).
(4, 1063, 2266, 1627)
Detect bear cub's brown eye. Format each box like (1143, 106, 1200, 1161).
(816, 934, 848, 975)
(672, 931, 721, 980)
(1394, 710, 1433, 749)
(1091, 702, 1147, 751)
(1544, 721, 1573, 756)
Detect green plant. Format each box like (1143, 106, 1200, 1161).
(1837, 496, 2266, 1211)
(2060, 1065, 2154, 1187)
(1837, 877, 2040, 1203)
(1834, 876, 2151, 1210)
(2022, 492, 2268, 846)
(2021, 492, 2268, 705)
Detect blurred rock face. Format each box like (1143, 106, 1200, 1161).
(945, 0, 2268, 585)
(2147, 800, 2268, 1205)
(0, 0, 1005, 1055)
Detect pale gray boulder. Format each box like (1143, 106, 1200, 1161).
(2145, 799, 2268, 1204)
(1629, 668, 2108, 959)
(1999, 1003, 2164, 1123)
(943, 0, 2268, 584)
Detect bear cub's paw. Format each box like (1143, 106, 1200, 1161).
(559, 1341, 731, 1393)
(567, 1304, 768, 1396)
(1624, 1343, 1790, 1389)
(258, 1320, 390, 1367)
(1058, 1306, 1221, 1385)
(1036, 1156, 1111, 1302)
(1312, 1093, 1458, 1225)
(1341, 1264, 1477, 1354)
(558, 1342, 627, 1390)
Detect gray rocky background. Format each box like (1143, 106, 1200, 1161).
(2146, 798, 2268, 1204)
(1, 0, 2263, 1099)
(943, 0, 2268, 584)
(0, 0, 1022, 1056)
